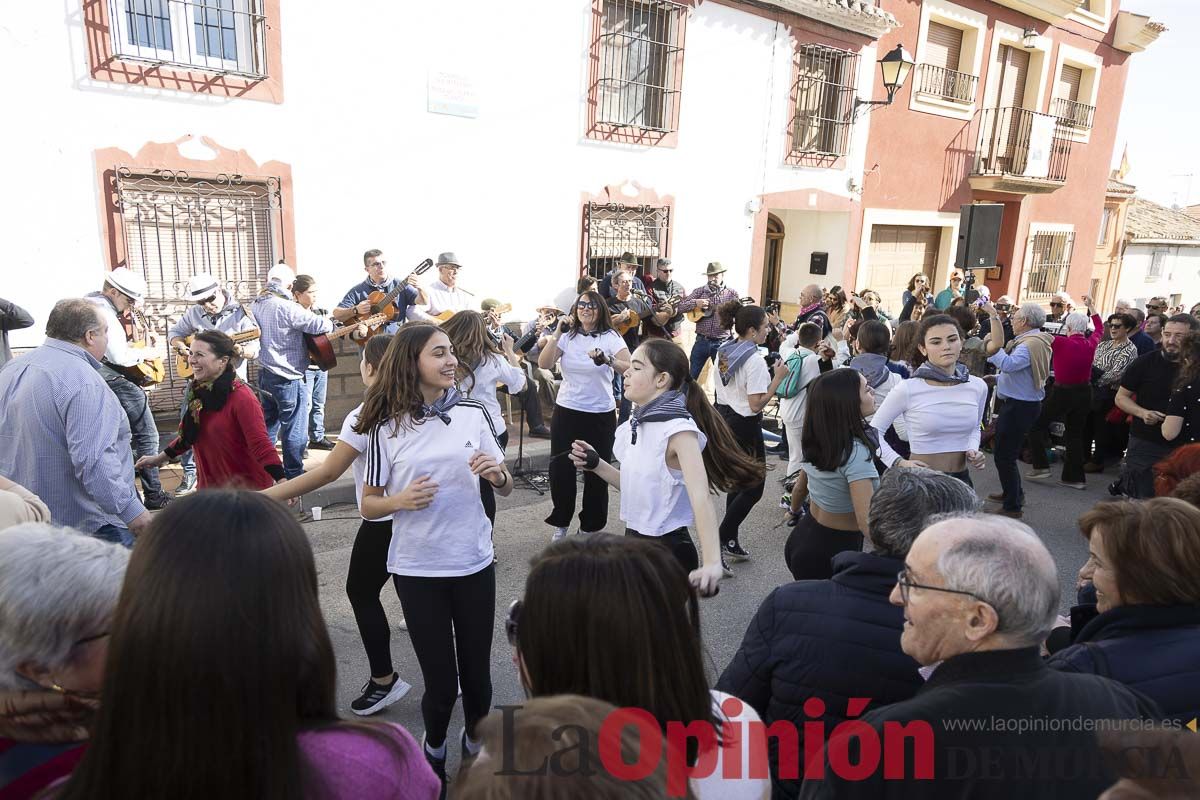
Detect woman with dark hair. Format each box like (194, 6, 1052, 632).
(785, 368, 878, 580)
(901, 274, 931, 309)
(262, 335, 416, 718)
(507, 534, 770, 799)
(567, 338, 764, 595)
(870, 314, 989, 487)
(713, 301, 791, 565)
(1162, 331, 1200, 444)
(889, 320, 921, 370)
(53, 491, 439, 799)
(1085, 312, 1138, 472)
(136, 329, 283, 489)
(440, 311, 525, 525)
(355, 324, 511, 790)
(825, 285, 849, 332)
(537, 290, 631, 540)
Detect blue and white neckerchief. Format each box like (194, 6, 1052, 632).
(419, 386, 462, 425)
(716, 339, 758, 386)
(629, 388, 690, 444)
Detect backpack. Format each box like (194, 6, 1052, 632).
(775, 349, 812, 399)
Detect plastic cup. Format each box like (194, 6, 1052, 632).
(311, 505, 323, 521)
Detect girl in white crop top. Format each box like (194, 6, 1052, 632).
(870, 314, 988, 484)
(569, 339, 765, 597)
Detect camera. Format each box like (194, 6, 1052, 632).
(962, 269, 980, 305)
(764, 299, 781, 315)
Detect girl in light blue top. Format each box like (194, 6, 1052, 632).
(786, 368, 880, 582)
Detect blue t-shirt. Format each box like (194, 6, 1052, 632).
(801, 439, 880, 515)
(338, 278, 419, 332)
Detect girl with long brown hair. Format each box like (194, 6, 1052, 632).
(440, 311, 526, 525)
(537, 289, 631, 540)
(354, 324, 510, 792)
(569, 338, 763, 595)
(1163, 330, 1200, 443)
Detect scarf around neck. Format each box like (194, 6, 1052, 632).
(419, 386, 462, 425)
(912, 362, 971, 384)
(630, 388, 690, 444)
(716, 339, 758, 386)
(179, 369, 237, 447)
(850, 353, 891, 388)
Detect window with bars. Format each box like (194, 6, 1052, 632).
(110, 0, 267, 77)
(1097, 206, 1112, 246)
(582, 202, 670, 279)
(1148, 249, 1166, 280)
(593, 0, 686, 133)
(789, 44, 860, 159)
(115, 168, 282, 411)
(1023, 230, 1074, 299)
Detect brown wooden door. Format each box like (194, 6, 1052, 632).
(867, 225, 942, 317)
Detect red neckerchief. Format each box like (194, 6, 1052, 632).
(799, 301, 823, 317)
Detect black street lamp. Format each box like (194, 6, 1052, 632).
(853, 44, 915, 117)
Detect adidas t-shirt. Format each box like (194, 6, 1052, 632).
(338, 404, 392, 523)
(365, 401, 504, 577)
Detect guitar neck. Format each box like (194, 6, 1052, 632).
(327, 315, 388, 340)
(230, 329, 260, 344)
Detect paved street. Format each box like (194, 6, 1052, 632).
(299, 453, 1112, 776)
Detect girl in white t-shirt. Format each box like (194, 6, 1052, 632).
(441, 310, 527, 526)
(261, 335, 414, 718)
(537, 290, 631, 540)
(711, 302, 791, 566)
(508, 534, 771, 800)
(355, 325, 512, 789)
(568, 338, 764, 597)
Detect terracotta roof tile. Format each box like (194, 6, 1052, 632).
(1126, 197, 1200, 241)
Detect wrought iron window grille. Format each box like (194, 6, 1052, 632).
(594, 0, 687, 133)
(583, 202, 670, 279)
(109, 0, 268, 78)
(1023, 230, 1075, 300)
(789, 44, 861, 159)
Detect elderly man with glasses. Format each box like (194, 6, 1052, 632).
(801, 514, 1160, 800)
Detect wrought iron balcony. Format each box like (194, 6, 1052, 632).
(1050, 96, 1095, 130)
(914, 63, 978, 104)
(969, 107, 1072, 194)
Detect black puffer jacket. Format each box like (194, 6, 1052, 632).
(717, 551, 922, 799)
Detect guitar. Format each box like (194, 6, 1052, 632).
(114, 308, 165, 387)
(686, 295, 755, 322)
(304, 314, 389, 371)
(175, 328, 261, 379)
(429, 302, 503, 324)
(350, 258, 435, 343)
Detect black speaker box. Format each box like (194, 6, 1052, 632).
(955, 204, 1004, 270)
(810, 251, 828, 275)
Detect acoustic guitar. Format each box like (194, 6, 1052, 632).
(350, 258, 435, 343)
(304, 314, 389, 371)
(685, 295, 756, 323)
(175, 328, 261, 379)
(114, 308, 165, 387)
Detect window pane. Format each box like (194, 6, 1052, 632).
(126, 0, 173, 50)
(195, 0, 238, 61)
(599, 0, 672, 129)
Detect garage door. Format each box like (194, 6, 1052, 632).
(866, 225, 942, 318)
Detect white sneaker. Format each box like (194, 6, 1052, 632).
(552, 526, 568, 541)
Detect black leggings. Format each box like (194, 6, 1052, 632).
(716, 405, 765, 546)
(784, 512, 863, 581)
(393, 563, 495, 747)
(546, 404, 616, 532)
(344, 519, 396, 679)
(625, 527, 699, 572)
(479, 430, 510, 527)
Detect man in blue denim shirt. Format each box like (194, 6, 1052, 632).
(334, 249, 427, 334)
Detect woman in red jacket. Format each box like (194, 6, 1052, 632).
(137, 330, 284, 490)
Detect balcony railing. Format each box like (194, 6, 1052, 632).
(914, 63, 978, 104)
(970, 107, 1072, 193)
(1051, 96, 1096, 130)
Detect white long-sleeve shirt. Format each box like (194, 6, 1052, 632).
(870, 376, 988, 468)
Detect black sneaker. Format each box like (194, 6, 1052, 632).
(309, 437, 336, 451)
(723, 540, 750, 562)
(528, 426, 551, 439)
(143, 492, 173, 510)
(350, 673, 411, 716)
(721, 554, 734, 577)
(422, 734, 448, 799)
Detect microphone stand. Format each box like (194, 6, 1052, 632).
(510, 349, 548, 494)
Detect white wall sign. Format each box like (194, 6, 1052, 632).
(428, 71, 478, 118)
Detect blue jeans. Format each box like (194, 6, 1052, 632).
(303, 368, 328, 442)
(95, 524, 135, 548)
(260, 368, 309, 479)
(178, 391, 196, 484)
(689, 335, 725, 379)
(992, 398, 1042, 511)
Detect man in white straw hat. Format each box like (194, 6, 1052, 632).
(85, 267, 173, 510)
(166, 273, 261, 493)
(252, 262, 335, 479)
(410, 252, 471, 324)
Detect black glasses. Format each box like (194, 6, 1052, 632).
(505, 599, 522, 647)
(895, 570, 987, 606)
(576, 301, 598, 310)
(1049, 302, 1065, 308)
(1147, 305, 1165, 311)
(1108, 322, 1128, 329)
(196, 295, 217, 306)
(369, 260, 386, 267)
(659, 268, 673, 273)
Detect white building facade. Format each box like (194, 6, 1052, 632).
(1111, 198, 1200, 310)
